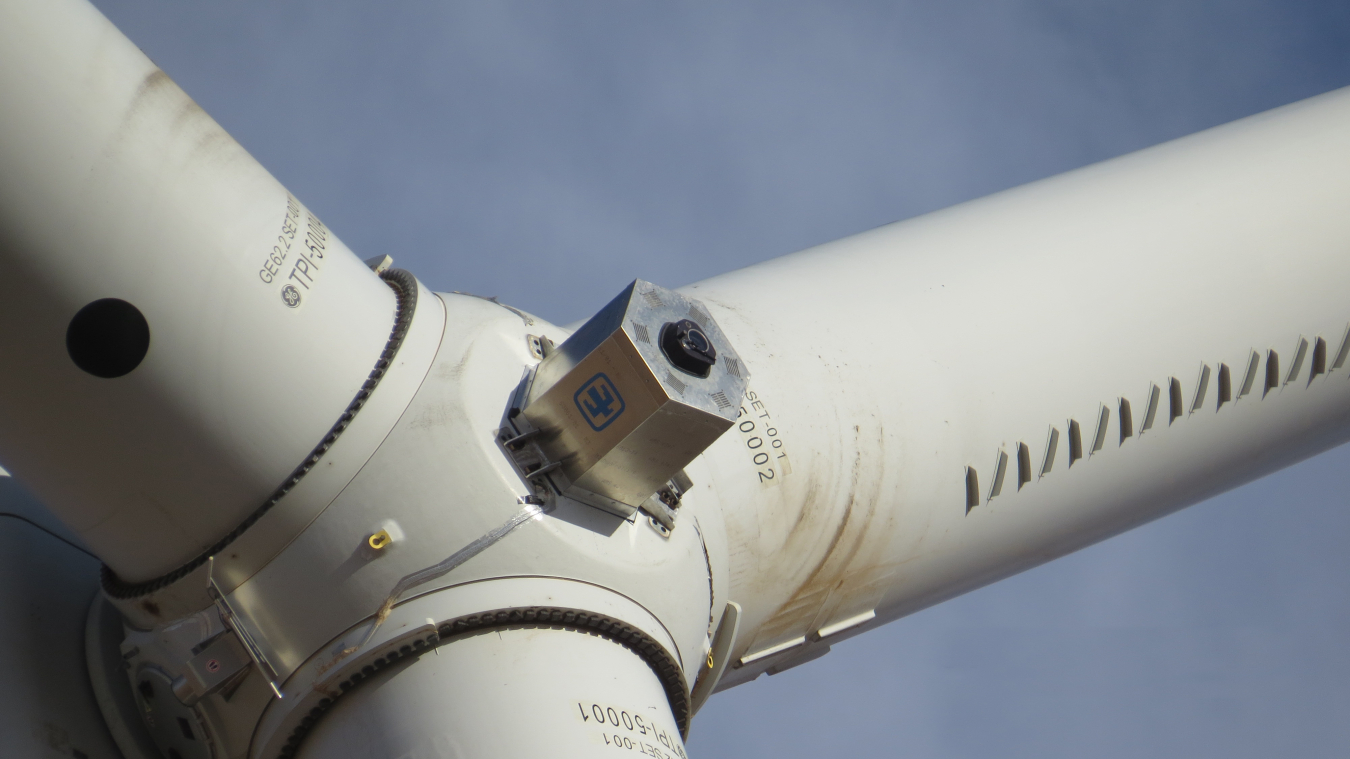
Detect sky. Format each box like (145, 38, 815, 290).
(78, 2, 1350, 757)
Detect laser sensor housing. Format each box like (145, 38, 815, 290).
(520, 280, 749, 517)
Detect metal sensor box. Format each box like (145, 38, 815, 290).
(520, 280, 749, 517)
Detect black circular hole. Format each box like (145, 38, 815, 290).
(66, 298, 150, 378)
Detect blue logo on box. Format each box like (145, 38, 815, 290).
(574, 373, 625, 431)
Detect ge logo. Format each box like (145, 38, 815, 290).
(205, 658, 221, 674)
(573, 373, 625, 431)
(281, 284, 302, 308)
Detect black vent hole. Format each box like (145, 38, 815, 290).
(66, 298, 150, 378)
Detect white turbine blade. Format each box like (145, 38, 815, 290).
(686, 86, 1350, 681)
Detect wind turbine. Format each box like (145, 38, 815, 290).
(2, 1, 1350, 756)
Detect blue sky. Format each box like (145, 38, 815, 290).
(90, 2, 1350, 756)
